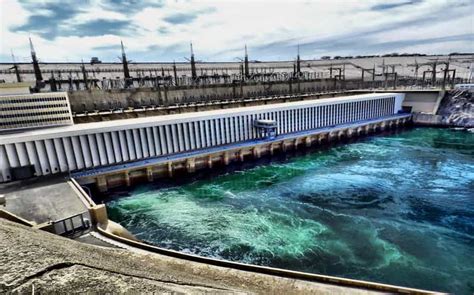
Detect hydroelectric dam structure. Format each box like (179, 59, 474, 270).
(0, 92, 409, 189)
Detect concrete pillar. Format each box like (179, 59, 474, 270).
(365, 125, 370, 134)
(186, 158, 196, 173)
(26, 141, 42, 176)
(167, 162, 173, 178)
(44, 139, 60, 173)
(317, 134, 324, 144)
(52, 139, 68, 172)
(95, 134, 108, 166)
(338, 131, 345, 141)
(97, 176, 108, 192)
(223, 152, 230, 165)
(347, 129, 354, 138)
(146, 167, 154, 182)
(238, 149, 245, 162)
(207, 155, 213, 169)
(89, 204, 108, 225)
(87, 135, 100, 167)
(253, 146, 261, 158)
(124, 171, 131, 187)
(0, 145, 11, 181)
(305, 136, 312, 147)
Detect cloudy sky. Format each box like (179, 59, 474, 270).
(0, 0, 472, 63)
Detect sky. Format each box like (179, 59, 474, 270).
(0, 0, 472, 63)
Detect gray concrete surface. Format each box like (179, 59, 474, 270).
(0, 176, 89, 225)
(0, 219, 389, 294)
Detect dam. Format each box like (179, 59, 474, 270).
(1, 54, 472, 293)
(0, 92, 406, 186)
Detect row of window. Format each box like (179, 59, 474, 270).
(0, 103, 69, 111)
(0, 110, 70, 119)
(0, 116, 71, 127)
(0, 96, 68, 104)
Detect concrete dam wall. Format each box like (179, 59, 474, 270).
(67, 79, 355, 113)
(0, 93, 403, 183)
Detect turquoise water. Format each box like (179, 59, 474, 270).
(103, 128, 474, 294)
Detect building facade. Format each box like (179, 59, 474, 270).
(0, 93, 404, 182)
(0, 92, 73, 131)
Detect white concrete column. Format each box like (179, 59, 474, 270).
(146, 127, 156, 157)
(241, 116, 247, 140)
(61, 137, 77, 171)
(203, 121, 210, 148)
(182, 123, 190, 151)
(125, 129, 136, 160)
(182, 123, 189, 151)
(103, 132, 116, 164)
(35, 140, 51, 174)
(193, 122, 201, 149)
(160, 126, 169, 154)
(25, 141, 42, 176)
(153, 126, 162, 156)
(176, 124, 184, 152)
(229, 117, 235, 143)
(237, 116, 243, 141)
(117, 130, 130, 162)
(139, 128, 149, 158)
(132, 129, 143, 159)
(215, 119, 222, 145)
(44, 139, 60, 173)
(199, 121, 206, 148)
(79, 135, 93, 168)
(87, 134, 100, 167)
(5, 144, 19, 168)
(71, 136, 85, 169)
(165, 125, 173, 153)
(53, 138, 68, 172)
(188, 123, 196, 150)
(15, 143, 29, 166)
(171, 124, 179, 153)
(209, 120, 215, 146)
(95, 133, 108, 166)
(0, 145, 12, 181)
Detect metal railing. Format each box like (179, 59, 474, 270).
(52, 212, 90, 236)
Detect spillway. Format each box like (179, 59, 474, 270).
(102, 128, 474, 294)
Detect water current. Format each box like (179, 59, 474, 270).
(103, 128, 474, 294)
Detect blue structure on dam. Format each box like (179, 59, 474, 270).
(0, 93, 405, 183)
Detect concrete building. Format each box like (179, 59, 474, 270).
(0, 93, 404, 182)
(0, 92, 73, 131)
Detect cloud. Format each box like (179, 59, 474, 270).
(13, 1, 84, 39)
(371, 0, 422, 11)
(0, 0, 472, 62)
(163, 12, 198, 24)
(72, 19, 134, 37)
(98, 0, 163, 15)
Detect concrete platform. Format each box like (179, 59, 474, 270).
(0, 176, 90, 226)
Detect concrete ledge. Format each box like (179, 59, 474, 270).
(3, 218, 436, 294)
(95, 225, 437, 294)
